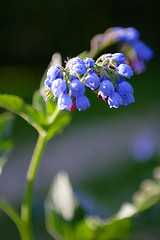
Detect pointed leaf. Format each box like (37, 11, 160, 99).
(0, 94, 45, 132)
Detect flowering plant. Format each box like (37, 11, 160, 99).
(0, 27, 157, 240)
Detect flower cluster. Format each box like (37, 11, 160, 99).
(91, 27, 154, 74)
(45, 53, 135, 111)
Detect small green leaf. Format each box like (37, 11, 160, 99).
(0, 94, 25, 114)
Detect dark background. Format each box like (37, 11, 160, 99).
(1, 0, 160, 240)
(0, 0, 159, 65)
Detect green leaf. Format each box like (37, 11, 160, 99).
(0, 112, 14, 175)
(45, 171, 132, 240)
(0, 94, 45, 132)
(0, 94, 25, 114)
(46, 112, 71, 141)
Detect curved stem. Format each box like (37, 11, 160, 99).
(21, 132, 47, 240)
(87, 39, 118, 59)
(0, 198, 30, 240)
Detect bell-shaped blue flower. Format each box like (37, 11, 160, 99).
(108, 91, 123, 108)
(85, 72, 100, 90)
(84, 58, 95, 68)
(51, 78, 67, 97)
(131, 40, 154, 62)
(58, 93, 73, 110)
(70, 79, 85, 97)
(117, 63, 133, 78)
(76, 95, 90, 111)
(118, 81, 133, 96)
(99, 79, 115, 98)
(45, 66, 61, 88)
(111, 53, 126, 64)
(68, 57, 87, 75)
(123, 27, 140, 42)
(121, 93, 135, 106)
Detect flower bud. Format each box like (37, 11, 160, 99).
(76, 95, 90, 111)
(51, 78, 67, 97)
(99, 79, 115, 98)
(84, 58, 95, 68)
(108, 91, 123, 108)
(85, 72, 100, 90)
(118, 81, 133, 96)
(58, 93, 73, 110)
(70, 79, 85, 97)
(117, 63, 133, 78)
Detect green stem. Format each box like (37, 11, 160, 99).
(21, 107, 61, 240)
(0, 198, 30, 240)
(21, 132, 47, 240)
(48, 105, 61, 125)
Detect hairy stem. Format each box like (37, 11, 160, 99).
(21, 132, 47, 240)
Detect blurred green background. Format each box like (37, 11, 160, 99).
(0, 0, 160, 239)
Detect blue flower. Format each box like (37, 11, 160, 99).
(118, 81, 133, 96)
(76, 95, 90, 111)
(70, 79, 85, 97)
(45, 66, 61, 88)
(85, 71, 100, 90)
(131, 40, 154, 62)
(117, 63, 133, 78)
(51, 78, 67, 97)
(84, 58, 95, 68)
(99, 79, 115, 98)
(113, 27, 140, 42)
(108, 91, 123, 108)
(117, 81, 135, 106)
(68, 57, 87, 75)
(111, 53, 126, 64)
(123, 27, 140, 42)
(58, 93, 73, 110)
(131, 59, 146, 74)
(121, 93, 135, 106)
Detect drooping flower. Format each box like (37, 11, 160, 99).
(76, 95, 90, 111)
(117, 63, 133, 78)
(51, 78, 67, 97)
(58, 93, 73, 110)
(118, 81, 133, 96)
(111, 53, 126, 64)
(45, 66, 61, 88)
(131, 40, 154, 62)
(67, 57, 87, 75)
(108, 91, 123, 108)
(84, 58, 95, 68)
(45, 54, 135, 111)
(70, 79, 85, 97)
(99, 78, 115, 98)
(85, 71, 100, 90)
